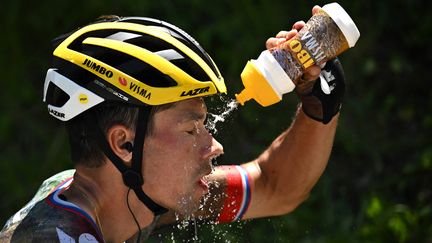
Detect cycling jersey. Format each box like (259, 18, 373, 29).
(0, 170, 104, 243)
(1, 165, 251, 242)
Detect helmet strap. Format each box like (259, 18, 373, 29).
(129, 107, 168, 215)
(87, 107, 168, 216)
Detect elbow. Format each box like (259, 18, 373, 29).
(269, 191, 311, 216)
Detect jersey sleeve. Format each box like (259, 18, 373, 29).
(216, 165, 251, 223)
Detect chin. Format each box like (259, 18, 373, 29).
(174, 193, 202, 216)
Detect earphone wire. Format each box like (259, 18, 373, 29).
(127, 188, 142, 243)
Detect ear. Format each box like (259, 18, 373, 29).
(106, 125, 134, 164)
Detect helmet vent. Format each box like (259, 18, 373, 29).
(46, 81, 70, 107)
(154, 49, 184, 61)
(106, 32, 142, 42)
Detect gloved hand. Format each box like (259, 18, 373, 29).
(296, 57, 346, 124)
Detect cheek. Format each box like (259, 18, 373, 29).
(143, 131, 196, 183)
(155, 131, 196, 156)
(148, 129, 186, 154)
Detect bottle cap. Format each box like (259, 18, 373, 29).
(236, 60, 282, 106)
(235, 88, 253, 106)
(322, 2, 360, 48)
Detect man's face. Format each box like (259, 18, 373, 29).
(142, 98, 223, 215)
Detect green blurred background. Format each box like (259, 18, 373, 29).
(1, 0, 431, 242)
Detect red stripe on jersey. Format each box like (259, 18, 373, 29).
(216, 165, 245, 223)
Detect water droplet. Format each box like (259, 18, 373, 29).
(206, 98, 238, 134)
(193, 216, 198, 242)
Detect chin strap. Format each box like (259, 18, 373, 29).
(87, 107, 168, 216)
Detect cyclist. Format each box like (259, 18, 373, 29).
(1, 5, 345, 242)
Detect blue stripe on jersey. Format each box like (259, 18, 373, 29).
(234, 165, 251, 220)
(47, 179, 104, 240)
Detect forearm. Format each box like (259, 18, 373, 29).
(243, 106, 338, 218)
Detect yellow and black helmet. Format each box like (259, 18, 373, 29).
(43, 16, 226, 121)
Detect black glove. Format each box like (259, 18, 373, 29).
(297, 57, 346, 124)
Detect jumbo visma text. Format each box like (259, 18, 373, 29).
(82, 58, 152, 100)
(289, 30, 326, 69)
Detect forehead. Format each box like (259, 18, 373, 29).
(155, 98, 207, 122)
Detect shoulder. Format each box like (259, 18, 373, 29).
(1, 170, 104, 242)
(1, 170, 76, 233)
(5, 198, 102, 242)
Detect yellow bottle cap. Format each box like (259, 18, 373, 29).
(235, 61, 281, 107)
(235, 88, 253, 106)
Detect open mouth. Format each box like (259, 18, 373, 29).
(198, 177, 209, 191)
(197, 165, 212, 192)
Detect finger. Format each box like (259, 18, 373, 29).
(276, 29, 298, 40)
(292, 21, 305, 31)
(265, 37, 286, 49)
(302, 65, 321, 81)
(276, 30, 290, 38)
(295, 65, 320, 94)
(312, 5, 321, 15)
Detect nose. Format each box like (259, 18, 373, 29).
(211, 137, 224, 157)
(202, 134, 224, 159)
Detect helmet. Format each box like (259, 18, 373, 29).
(43, 16, 227, 121)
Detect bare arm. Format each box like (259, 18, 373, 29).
(242, 5, 336, 218)
(242, 108, 337, 219)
